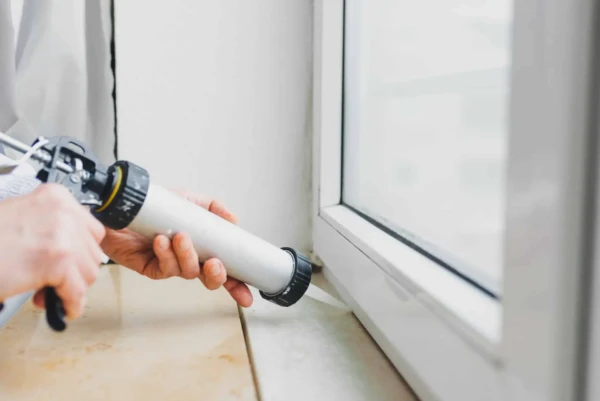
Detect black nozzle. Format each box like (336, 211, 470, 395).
(259, 247, 312, 307)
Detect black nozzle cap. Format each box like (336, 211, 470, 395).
(93, 161, 149, 230)
(259, 247, 312, 307)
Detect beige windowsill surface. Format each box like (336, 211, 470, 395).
(0, 266, 417, 401)
(0, 265, 257, 401)
(241, 272, 418, 401)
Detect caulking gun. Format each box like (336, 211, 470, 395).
(0, 133, 313, 331)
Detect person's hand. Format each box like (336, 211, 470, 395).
(0, 184, 106, 320)
(100, 190, 253, 307)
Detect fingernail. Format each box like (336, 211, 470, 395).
(208, 262, 222, 277)
(176, 237, 189, 252)
(158, 237, 169, 250)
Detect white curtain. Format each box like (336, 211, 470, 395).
(0, 0, 115, 164)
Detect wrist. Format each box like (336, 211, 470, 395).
(100, 229, 121, 261)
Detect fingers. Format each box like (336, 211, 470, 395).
(175, 190, 212, 209)
(223, 277, 253, 307)
(82, 232, 103, 285)
(80, 254, 101, 286)
(18, 185, 103, 322)
(85, 216, 107, 243)
(172, 233, 200, 279)
(152, 235, 182, 278)
(200, 259, 253, 307)
(75, 203, 106, 243)
(33, 289, 45, 309)
(207, 200, 238, 224)
(171, 189, 238, 224)
(201, 258, 227, 290)
(53, 271, 87, 320)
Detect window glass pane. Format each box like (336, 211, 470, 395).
(343, 0, 513, 295)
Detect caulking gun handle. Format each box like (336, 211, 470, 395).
(44, 287, 67, 332)
(43, 203, 98, 333)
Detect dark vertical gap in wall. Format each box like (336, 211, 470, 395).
(110, 0, 118, 160)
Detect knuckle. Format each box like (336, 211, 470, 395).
(163, 269, 178, 279)
(40, 240, 72, 264)
(88, 266, 100, 284)
(205, 279, 220, 291)
(91, 220, 106, 240)
(181, 268, 198, 280)
(92, 216, 105, 231)
(54, 207, 72, 219)
(163, 262, 181, 279)
(64, 280, 86, 303)
(37, 184, 70, 203)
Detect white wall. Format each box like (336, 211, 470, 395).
(114, 1, 313, 252)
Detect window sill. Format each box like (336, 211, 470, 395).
(320, 205, 501, 354)
(314, 206, 505, 401)
(240, 272, 417, 401)
(2, 268, 417, 401)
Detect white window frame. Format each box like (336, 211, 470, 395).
(311, 1, 599, 401)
